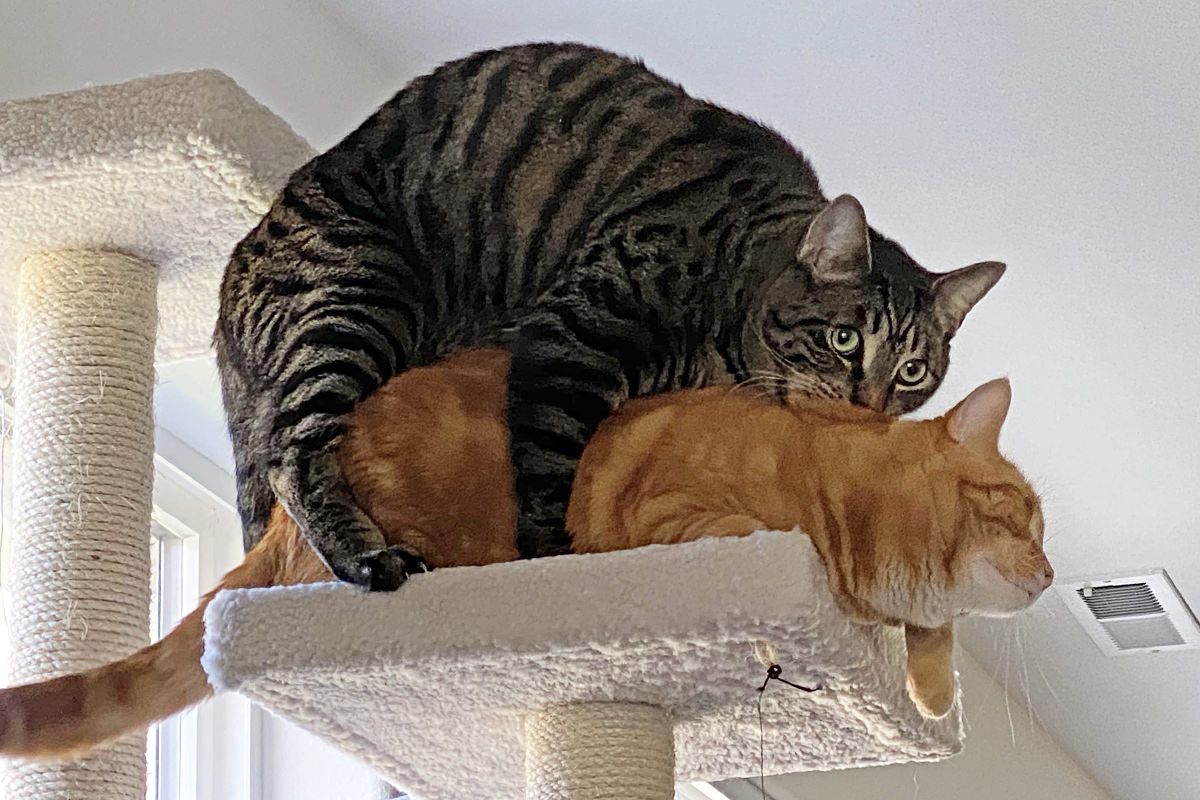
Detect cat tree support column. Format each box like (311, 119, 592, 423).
(4, 251, 157, 800)
(0, 71, 314, 800)
(525, 703, 674, 800)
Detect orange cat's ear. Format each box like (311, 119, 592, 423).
(946, 378, 1011, 453)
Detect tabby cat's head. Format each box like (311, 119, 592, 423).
(854, 378, 1053, 629)
(759, 195, 1005, 415)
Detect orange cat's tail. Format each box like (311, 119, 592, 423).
(0, 511, 315, 760)
(0, 597, 218, 759)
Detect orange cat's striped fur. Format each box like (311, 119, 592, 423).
(0, 348, 1051, 759)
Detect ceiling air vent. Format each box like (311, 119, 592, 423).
(1055, 570, 1200, 656)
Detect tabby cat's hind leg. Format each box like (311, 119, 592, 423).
(215, 354, 277, 550)
(234, 459, 274, 551)
(269, 444, 426, 590)
(260, 305, 426, 590)
(507, 280, 655, 559)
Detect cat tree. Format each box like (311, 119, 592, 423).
(0, 73, 962, 800)
(0, 72, 313, 800)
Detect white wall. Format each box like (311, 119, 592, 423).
(258, 721, 392, 800)
(717, 651, 1113, 800)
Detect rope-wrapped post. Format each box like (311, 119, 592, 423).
(524, 703, 675, 800)
(3, 251, 157, 800)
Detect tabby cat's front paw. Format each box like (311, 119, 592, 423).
(332, 545, 428, 591)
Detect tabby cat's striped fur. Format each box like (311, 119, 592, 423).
(216, 42, 1005, 589)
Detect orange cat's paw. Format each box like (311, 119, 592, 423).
(906, 674, 957, 719)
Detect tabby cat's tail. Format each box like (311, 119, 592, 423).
(0, 530, 286, 759)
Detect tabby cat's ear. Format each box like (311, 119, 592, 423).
(931, 261, 1006, 333)
(797, 194, 871, 283)
(946, 378, 1011, 453)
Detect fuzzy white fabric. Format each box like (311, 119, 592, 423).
(204, 530, 962, 799)
(0, 71, 313, 366)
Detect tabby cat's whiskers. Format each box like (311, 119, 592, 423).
(1002, 627, 1017, 746)
(766, 333, 844, 401)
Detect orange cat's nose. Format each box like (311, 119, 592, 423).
(1040, 559, 1055, 590)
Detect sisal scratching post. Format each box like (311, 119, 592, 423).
(4, 252, 157, 800)
(525, 703, 674, 800)
(0, 72, 311, 795)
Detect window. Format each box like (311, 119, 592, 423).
(147, 517, 200, 800)
(150, 428, 257, 800)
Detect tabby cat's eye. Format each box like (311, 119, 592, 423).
(828, 326, 861, 356)
(897, 358, 928, 386)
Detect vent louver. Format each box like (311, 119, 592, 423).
(1079, 583, 1162, 618)
(1056, 571, 1200, 656)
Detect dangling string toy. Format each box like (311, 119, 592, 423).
(753, 640, 821, 800)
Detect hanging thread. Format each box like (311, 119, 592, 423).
(755, 651, 821, 800)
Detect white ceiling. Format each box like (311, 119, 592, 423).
(87, 1, 1200, 797)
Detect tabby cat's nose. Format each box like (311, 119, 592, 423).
(852, 384, 889, 412)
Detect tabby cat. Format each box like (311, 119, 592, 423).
(216, 42, 1005, 589)
(0, 349, 1051, 758)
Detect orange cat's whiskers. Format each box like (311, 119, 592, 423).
(1030, 646, 1068, 714)
(1001, 628, 1018, 747)
(978, 622, 1011, 721)
(1011, 611, 1060, 729)
(1015, 622, 1036, 733)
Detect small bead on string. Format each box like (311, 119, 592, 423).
(753, 640, 821, 800)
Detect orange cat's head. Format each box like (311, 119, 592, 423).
(937, 380, 1052, 617)
(840, 378, 1052, 629)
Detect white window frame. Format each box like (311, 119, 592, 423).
(151, 426, 263, 800)
(676, 782, 738, 800)
(148, 517, 200, 800)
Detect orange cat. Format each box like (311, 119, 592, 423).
(0, 348, 1051, 759)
